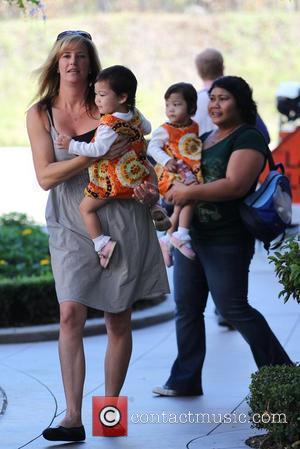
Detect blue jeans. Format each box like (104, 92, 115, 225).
(166, 240, 292, 394)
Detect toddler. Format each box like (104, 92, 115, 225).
(147, 82, 203, 266)
(57, 65, 170, 268)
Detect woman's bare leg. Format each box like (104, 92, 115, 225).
(79, 196, 107, 239)
(58, 301, 87, 427)
(104, 309, 132, 396)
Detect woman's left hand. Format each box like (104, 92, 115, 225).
(165, 182, 191, 206)
(133, 181, 159, 207)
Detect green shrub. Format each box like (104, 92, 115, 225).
(0, 274, 58, 326)
(269, 236, 300, 304)
(0, 274, 165, 327)
(0, 212, 52, 279)
(0, 212, 165, 327)
(247, 365, 300, 445)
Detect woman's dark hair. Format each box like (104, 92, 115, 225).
(96, 65, 137, 111)
(164, 82, 197, 116)
(208, 76, 257, 125)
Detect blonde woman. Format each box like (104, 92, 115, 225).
(27, 30, 169, 442)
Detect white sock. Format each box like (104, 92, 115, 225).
(173, 227, 190, 241)
(160, 233, 171, 243)
(92, 234, 111, 253)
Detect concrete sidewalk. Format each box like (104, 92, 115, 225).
(0, 248, 299, 449)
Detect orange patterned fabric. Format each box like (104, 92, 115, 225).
(155, 121, 203, 196)
(85, 112, 151, 199)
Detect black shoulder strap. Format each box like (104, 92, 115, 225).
(42, 99, 55, 128)
(47, 106, 55, 127)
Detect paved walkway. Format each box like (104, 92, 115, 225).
(0, 148, 299, 447)
(0, 248, 299, 449)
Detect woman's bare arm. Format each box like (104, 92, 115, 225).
(132, 160, 159, 206)
(27, 105, 94, 191)
(166, 149, 265, 206)
(146, 162, 158, 188)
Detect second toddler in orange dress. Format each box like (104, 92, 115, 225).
(147, 82, 203, 265)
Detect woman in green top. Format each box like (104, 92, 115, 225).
(153, 76, 292, 397)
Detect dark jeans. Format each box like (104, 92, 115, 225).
(166, 240, 292, 394)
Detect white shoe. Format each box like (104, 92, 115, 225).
(152, 385, 179, 396)
(152, 384, 203, 396)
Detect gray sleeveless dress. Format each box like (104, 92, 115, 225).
(45, 113, 170, 312)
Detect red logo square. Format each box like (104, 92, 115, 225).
(92, 396, 128, 437)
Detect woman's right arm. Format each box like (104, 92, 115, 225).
(26, 105, 93, 191)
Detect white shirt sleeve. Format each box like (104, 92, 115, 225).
(192, 89, 217, 135)
(68, 124, 118, 157)
(138, 111, 152, 135)
(147, 126, 172, 166)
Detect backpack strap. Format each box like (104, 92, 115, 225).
(266, 146, 276, 171)
(232, 124, 278, 172)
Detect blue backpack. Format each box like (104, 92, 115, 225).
(239, 144, 292, 251)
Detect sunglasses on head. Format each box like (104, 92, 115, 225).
(56, 30, 92, 41)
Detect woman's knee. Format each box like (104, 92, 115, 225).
(175, 302, 204, 321)
(105, 309, 132, 338)
(216, 300, 251, 323)
(60, 301, 87, 331)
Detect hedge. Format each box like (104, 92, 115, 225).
(0, 274, 165, 327)
(0, 274, 59, 326)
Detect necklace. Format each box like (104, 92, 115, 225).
(207, 124, 244, 145)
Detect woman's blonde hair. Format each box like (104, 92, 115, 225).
(34, 35, 101, 116)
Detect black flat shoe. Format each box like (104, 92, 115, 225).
(42, 425, 86, 442)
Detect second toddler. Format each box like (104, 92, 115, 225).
(147, 82, 203, 266)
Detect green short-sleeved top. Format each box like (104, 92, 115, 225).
(190, 125, 268, 245)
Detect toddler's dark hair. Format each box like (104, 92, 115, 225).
(96, 65, 137, 111)
(164, 82, 197, 116)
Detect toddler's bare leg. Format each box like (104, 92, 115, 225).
(79, 196, 107, 239)
(168, 205, 181, 235)
(80, 197, 116, 268)
(170, 203, 196, 260)
(166, 186, 181, 235)
(178, 203, 195, 229)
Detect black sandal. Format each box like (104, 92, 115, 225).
(42, 425, 86, 441)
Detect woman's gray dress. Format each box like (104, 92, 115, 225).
(45, 116, 169, 312)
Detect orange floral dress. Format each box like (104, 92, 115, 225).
(154, 121, 203, 196)
(85, 112, 151, 199)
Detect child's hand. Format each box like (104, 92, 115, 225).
(56, 134, 72, 150)
(165, 159, 178, 173)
